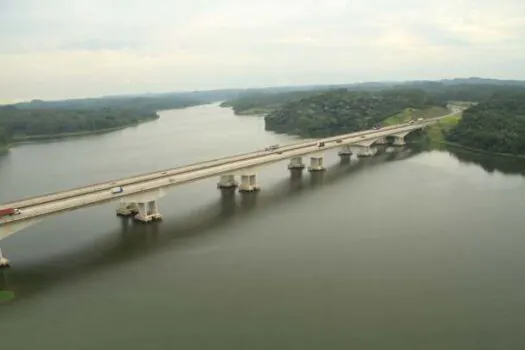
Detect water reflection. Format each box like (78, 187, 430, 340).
(449, 148, 525, 176)
(0, 149, 419, 304)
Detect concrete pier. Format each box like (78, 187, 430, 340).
(288, 157, 305, 170)
(217, 174, 238, 189)
(391, 131, 410, 146)
(337, 145, 353, 157)
(134, 200, 162, 223)
(392, 137, 406, 146)
(0, 248, 10, 268)
(116, 202, 138, 216)
(357, 146, 377, 157)
(374, 137, 388, 145)
(308, 156, 325, 172)
(239, 173, 260, 192)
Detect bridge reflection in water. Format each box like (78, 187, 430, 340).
(0, 148, 419, 303)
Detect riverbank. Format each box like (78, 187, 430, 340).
(233, 107, 273, 116)
(419, 114, 525, 158)
(445, 142, 525, 159)
(0, 115, 159, 150)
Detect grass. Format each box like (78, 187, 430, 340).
(382, 106, 450, 126)
(382, 108, 415, 126)
(424, 113, 462, 148)
(0, 290, 15, 303)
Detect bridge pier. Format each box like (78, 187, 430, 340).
(238, 173, 260, 192)
(287, 157, 305, 170)
(374, 137, 388, 145)
(338, 145, 353, 158)
(391, 131, 410, 146)
(392, 136, 406, 146)
(0, 248, 10, 268)
(357, 146, 377, 157)
(116, 202, 138, 216)
(308, 155, 325, 172)
(217, 174, 238, 189)
(134, 200, 162, 223)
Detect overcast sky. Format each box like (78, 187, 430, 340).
(1, 0, 524, 102)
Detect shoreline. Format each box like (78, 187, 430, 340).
(0, 116, 158, 150)
(442, 141, 525, 159)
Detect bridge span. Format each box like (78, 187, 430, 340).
(0, 115, 450, 266)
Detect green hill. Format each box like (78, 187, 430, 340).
(264, 88, 436, 137)
(446, 92, 525, 156)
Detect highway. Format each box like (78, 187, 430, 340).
(0, 115, 447, 226)
(0, 120, 415, 210)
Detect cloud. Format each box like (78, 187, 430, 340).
(0, 0, 524, 101)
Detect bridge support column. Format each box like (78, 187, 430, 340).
(392, 136, 406, 146)
(287, 157, 305, 170)
(0, 248, 10, 268)
(239, 173, 260, 192)
(217, 174, 238, 189)
(357, 146, 377, 157)
(374, 137, 388, 145)
(134, 200, 162, 223)
(338, 145, 353, 158)
(116, 202, 138, 216)
(308, 155, 325, 172)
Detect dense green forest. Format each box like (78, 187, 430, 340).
(219, 90, 327, 115)
(221, 79, 525, 116)
(0, 95, 205, 148)
(13, 95, 203, 113)
(264, 88, 435, 137)
(446, 92, 525, 155)
(0, 106, 158, 144)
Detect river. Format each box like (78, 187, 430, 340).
(1, 103, 525, 349)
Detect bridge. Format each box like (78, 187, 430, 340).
(0, 115, 452, 266)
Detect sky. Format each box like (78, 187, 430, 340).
(1, 0, 524, 102)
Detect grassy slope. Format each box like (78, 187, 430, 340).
(382, 106, 449, 126)
(422, 113, 462, 149)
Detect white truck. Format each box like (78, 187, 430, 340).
(111, 186, 124, 194)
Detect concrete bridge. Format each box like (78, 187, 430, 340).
(0, 115, 451, 266)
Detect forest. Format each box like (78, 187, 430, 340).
(446, 92, 525, 155)
(221, 79, 525, 116)
(264, 88, 435, 137)
(0, 95, 204, 148)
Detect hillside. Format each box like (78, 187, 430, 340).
(0, 106, 160, 149)
(0, 94, 206, 149)
(12, 95, 204, 112)
(220, 79, 525, 117)
(446, 92, 525, 155)
(264, 88, 435, 137)
(220, 90, 327, 115)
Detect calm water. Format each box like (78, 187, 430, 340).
(1, 103, 525, 349)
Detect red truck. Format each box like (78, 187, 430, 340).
(0, 208, 21, 218)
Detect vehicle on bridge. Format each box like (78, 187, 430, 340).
(373, 125, 381, 130)
(111, 186, 124, 194)
(318, 142, 325, 147)
(0, 208, 21, 218)
(265, 144, 280, 151)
